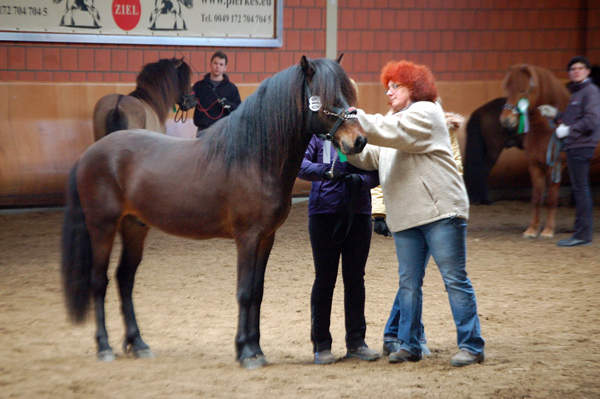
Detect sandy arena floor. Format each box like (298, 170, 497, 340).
(0, 200, 599, 398)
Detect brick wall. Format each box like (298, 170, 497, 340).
(0, 1, 598, 84)
(339, 0, 599, 81)
(0, 1, 326, 84)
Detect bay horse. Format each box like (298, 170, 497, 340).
(464, 97, 521, 205)
(92, 57, 196, 141)
(61, 56, 367, 369)
(500, 64, 570, 238)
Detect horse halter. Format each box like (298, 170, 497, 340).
(503, 97, 530, 134)
(174, 93, 197, 123)
(304, 83, 357, 142)
(178, 93, 197, 111)
(502, 74, 536, 133)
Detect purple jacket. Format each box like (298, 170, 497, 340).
(559, 79, 600, 150)
(298, 136, 379, 216)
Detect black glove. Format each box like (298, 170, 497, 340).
(344, 173, 362, 186)
(373, 216, 391, 237)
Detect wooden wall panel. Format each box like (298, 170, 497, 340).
(0, 82, 315, 206)
(2, 80, 598, 207)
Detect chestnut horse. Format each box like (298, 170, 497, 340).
(61, 56, 367, 369)
(500, 64, 570, 238)
(92, 57, 196, 141)
(466, 66, 600, 205)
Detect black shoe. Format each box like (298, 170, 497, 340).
(346, 345, 380, 361)
(557, 237, 591, 247)
(389, 349, 421, 363)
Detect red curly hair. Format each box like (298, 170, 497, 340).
(380, 60, 438, 102)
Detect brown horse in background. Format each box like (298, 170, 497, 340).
(61, 56, 366, 369)
(500, 64, 570, 238)
(465, 66, 600, 206)
(92, 57, 196, 141)
(464, 97, 520, 205)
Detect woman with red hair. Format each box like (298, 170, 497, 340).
(349, 61, 485, 367)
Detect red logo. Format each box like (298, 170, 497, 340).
(112, 0, 141, 31)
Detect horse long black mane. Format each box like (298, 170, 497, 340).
(201, 58, 357, 172)
(128, 58, 191, 122)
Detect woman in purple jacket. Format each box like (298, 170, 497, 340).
(298, 135, 380, 364)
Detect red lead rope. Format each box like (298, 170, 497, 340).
(196, 99, 225, 120)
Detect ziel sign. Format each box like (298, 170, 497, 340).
(0, 0, 282, 47)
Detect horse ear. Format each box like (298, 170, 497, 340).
(300, 56, 315, 79)
(522, 65, 538, 90)
(336, 53, 344, 64)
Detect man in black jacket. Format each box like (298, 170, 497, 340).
(193, 51, 241, 136)
(555, 56, 600, 247)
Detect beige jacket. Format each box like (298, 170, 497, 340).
(350, 101, 469, 233)
(370, 185, 386, 217)
(369, 110, 464, 218)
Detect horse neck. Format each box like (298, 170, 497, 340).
(524, 112, 553, 162)
(534, 68, 570, 110)
(280, 132, 313, 193)
(130, 87, 170, 124)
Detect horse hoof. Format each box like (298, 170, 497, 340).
(241, 355, 267, 369)
(522, 231, 539, 239)
(97, 350, 116, 362)
(134, 348, 155, 359)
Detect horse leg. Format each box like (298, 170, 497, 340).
(88, 223, 119, 361)
(116, 216, 153, 358)
(235, 233, 274, 369)
(67, 7, 75, 26)
(540, 180, 560, 238)
(523, 163, 546, 238)
(149, 10, 157, 28)
(90, 6, 101, 27)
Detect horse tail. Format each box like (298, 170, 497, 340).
(105, 94, 128, 135)
(61, 164, 93, 323)
(464, 105, 489, 204)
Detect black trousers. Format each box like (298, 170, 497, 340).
(566, 147, 595, 241)
(308, 213, 372, 352)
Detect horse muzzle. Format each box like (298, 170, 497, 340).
(499, 110, 518, 129)
(339, 131, 367, 155)
(179, 94, 197, 111)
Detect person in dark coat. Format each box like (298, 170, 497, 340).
(555, 56, 600, 247)
(298, 135, 380, 365)
(192, 51, 241, 136)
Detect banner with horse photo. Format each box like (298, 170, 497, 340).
(0, 0, 281, 47)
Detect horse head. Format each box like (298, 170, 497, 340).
(300, 56, 367, 155)
(499, 65, 539, 130)
(500, 64, 570, 131)
(172, 57, 196, 111)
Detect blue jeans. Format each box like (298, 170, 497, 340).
(387, 217, 484, 355)
(566, 147, 595, 242)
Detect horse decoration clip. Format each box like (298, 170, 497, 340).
(309, 96, 322, 112)
(517, 98, 530, 134)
